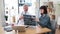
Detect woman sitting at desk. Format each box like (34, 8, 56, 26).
(36, 6, 52, 34)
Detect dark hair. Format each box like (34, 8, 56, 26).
(39, 6, 47, 14)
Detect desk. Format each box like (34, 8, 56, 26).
(36, 28, 51, 34)
(18, 28, 36, 34)
(13, 26, 51, 34)
(0, 26, 51, 34)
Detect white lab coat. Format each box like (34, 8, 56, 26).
(17, 11, 30, 25)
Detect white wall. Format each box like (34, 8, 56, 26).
(40, 0, 48, 6)
(0, 0, 6, 26)
(49, 0, 60, 20)
(5, 0, 18, 24)
(40, 0, 60, 20)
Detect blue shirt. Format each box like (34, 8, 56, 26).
(38, 14, 51, 29)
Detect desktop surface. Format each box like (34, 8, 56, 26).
(12, 26, 51, 34)
(0, 25, 51, 34)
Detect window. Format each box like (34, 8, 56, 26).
(4, 0, 40, 24)
(19, 0, 36, 15)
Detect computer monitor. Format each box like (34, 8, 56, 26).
(23, 15, 36, 26)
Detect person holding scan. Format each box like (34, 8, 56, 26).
(17, 4, 31, 26)
(18, 4, 36, 28)
(19, 4, 30, 20)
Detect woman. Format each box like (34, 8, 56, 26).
(37, 6, 52, 34)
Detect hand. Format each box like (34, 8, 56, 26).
(35, 18, 39, 22)
(38, 25, 42, 28)
(19, 16, 24, 20)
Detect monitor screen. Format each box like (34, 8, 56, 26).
(23, 15, 36, 26)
